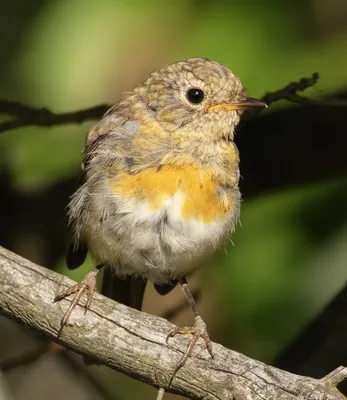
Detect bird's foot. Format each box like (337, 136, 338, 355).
(166, 315, 213, 383)
(54, 269, 98, 330)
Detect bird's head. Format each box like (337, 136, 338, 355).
(131, 57, 266, 141)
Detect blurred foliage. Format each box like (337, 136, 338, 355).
(212, 179, 347, 361)
(2, 0, 347, 190)
(1, 0, 347, 399)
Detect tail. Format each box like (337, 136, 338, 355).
(66, 240, 88, 270)
(101, 268, 147, 311)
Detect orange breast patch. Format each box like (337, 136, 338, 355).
(110, 164, 233, 222)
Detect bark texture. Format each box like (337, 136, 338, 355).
(0, 245, 346, 400)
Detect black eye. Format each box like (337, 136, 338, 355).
(186, 88, 205, 104)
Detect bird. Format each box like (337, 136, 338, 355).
(54, 57, 266, 377)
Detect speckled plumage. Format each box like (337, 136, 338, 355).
(57, 57, 265, 374)
(68, 58, 248, 284)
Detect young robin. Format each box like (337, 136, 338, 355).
(54, 57, 266, 376)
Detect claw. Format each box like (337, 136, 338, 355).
(54, 269, 98, 332)
(166, 315, 213, 385)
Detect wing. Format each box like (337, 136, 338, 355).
(66, 112, 127, 270)
(66, 109, 174, 309)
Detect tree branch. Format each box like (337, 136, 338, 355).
(260, 73, 347, 107)
(0, 245, 346, 399)
(0, 101, 109, 133)
(1, 73, 346, 135)
(261, 73, 321, 106)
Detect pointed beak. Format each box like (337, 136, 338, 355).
(208, 96, 267, 112)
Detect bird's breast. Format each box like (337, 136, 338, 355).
(110, 164, 235, 223)
(83, 162, 240, 282)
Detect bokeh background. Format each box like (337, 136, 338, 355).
(1, 0, 347, 399)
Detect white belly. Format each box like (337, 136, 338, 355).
(84, 190, 238, 284)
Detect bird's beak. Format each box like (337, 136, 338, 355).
(208, 97, 267, 112)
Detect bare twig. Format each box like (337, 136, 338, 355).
(0, 370, 12, 400)
(0, 73, 346, 134)
(156, 388, 165, 400)
(0, 101, 109, 133)
(0, 245, 346, 400)
(261, 73, 320, 106)
(261, 73, 347, 107)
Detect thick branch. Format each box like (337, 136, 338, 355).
(0, 246, 346, 399)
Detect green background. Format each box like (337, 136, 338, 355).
(0, 1, 347, 399)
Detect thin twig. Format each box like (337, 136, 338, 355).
(261, 73, 347, 107)
(0, 73, 346, 134)
(156, 388, 165, 400)
(261, 73, 320, 106)
(0, 101, 109, 133)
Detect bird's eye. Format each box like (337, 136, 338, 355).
(186, 88, 205, 104)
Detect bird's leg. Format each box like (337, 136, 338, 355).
(54, 264, 104, 330)
(166, 278, 213, 380)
